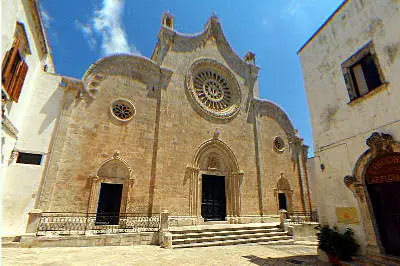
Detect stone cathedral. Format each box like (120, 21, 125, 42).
(37, 13, 311, 226)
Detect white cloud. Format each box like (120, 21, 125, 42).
(40, 7, 52, 29)
(287, 0, 304, 16)
(92, 0, 139, 55)
(76, 0, 140, 56)
(282, 0, 312, 33)
(75, 20, 97, 50)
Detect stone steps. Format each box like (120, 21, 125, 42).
(172, 228, 279, 239)
(170, 223, 294, 248)
(173, 236, 294, 249)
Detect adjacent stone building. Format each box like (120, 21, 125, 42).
(299, 0, 400, 260)
(35, 13, 312, 227)
(1, 0, 63, 236)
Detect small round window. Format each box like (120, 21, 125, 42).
(274, 136, 285, 152)
(110, 99, 135, 122)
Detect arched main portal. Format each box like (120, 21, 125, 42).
(186, 138, 244, 223)
(365, 153, 400, 256)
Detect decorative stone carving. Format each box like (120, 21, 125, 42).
(366, 132, 395, 153)
(343, 175, 355, 187)
(186, 59, 241, 120)
(207, 155, 219, 170)
(96, 152, 133, 180)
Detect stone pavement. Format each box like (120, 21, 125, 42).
(2, 244, 329, 265)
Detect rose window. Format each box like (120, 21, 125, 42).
(194, 71, 232, 111)
(186, 59, 241, 120)
(274, 136, 285, 152)
(110, 99, 135, 122)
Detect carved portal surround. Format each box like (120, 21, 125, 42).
(185, 137, 244, 224)
(274, 173, 293, 212)
(87, 151, 134, 214)
(344, 132, 400, 256)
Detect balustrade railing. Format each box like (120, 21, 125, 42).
(36, 212, 161, 236)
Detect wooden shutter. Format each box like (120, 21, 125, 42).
(343, 70, 357, 101)
(2, 49, 12, 77)
(2, 38, 21, 91)
(10, 60, 28, 102)
(352, 64, 369, 96)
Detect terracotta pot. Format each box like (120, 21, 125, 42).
(327, 253, 341, 265)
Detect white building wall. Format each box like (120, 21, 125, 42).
(299, 0, 400, 254)
(1, 0, 62, 236)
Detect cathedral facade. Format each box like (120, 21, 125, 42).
(35, 13, 311, 226)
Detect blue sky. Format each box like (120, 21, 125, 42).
(39, 0, 344, 156)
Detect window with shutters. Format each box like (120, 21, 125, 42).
(1, 32, 29, 103)
(342, 41, 385, 102)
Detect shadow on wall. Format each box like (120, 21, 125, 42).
(38, 87, 63, 135)
(242, 254, 327, 265)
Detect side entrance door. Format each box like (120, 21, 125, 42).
(96, 183, 123, 225)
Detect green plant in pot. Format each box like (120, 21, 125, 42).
(316, 225, 360, 264)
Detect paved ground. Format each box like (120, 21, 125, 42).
(2, 244, 329, 266)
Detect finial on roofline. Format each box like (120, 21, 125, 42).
(162, 11, 175, 30)
(244, 51, 256, 65)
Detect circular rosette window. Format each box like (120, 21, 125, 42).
(186, 59, 241, 120)
(273, 136, 285, 152)
(110, 99, 135, 122)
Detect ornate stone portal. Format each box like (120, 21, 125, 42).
(344, 132, 400, 257)
(186, 138, 244, 224)
(88, 152, 135, 215)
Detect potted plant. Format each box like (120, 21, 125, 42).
(316, 225, 359, 265)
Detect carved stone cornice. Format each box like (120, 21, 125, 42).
(251, 98, 296, 140)
(82, 55, 172, 98)
(152, 14, 259, 80)
(26, 0, 48, 57)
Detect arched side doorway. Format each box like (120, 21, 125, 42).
(274, 173, 293, 212)
(366, 153, 400, 257)
(346, 133, 400, 257)
(186, 138, 244, 223)
(88, 152, 134, 225)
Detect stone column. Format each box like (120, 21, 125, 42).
(279, 209, 288, 232)
(230, 171, 244, 221)
(21, 209, 43, 245)
(25, 209, 43, 234)
(160, 210, 172, 249)
(186, 165, 199, 217)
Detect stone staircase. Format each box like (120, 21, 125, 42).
(170, 222, 293, 248)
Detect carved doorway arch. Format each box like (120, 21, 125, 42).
(345, 133, 400, 257)
(274, 173, 293, 212)
(186, 138, 244, 223)
(88, 152, 134, 217)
